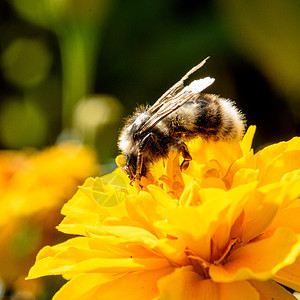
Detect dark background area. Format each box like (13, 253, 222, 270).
(0, 0, 299, 164)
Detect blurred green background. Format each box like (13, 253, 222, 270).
(0, 0, 299, 168)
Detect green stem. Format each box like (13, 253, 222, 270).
(59, 28, 99, 129)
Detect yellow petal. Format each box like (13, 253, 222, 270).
(154, 237, 188, 266)
(125, 192, 164, 236)
(55, 265, 173, 300)
(224, 153, 256, 188)
(62, 176, 128, 223)
(95, 268, 173, 300)
(27, 237, 126, 279)
(57, 174, 131, 236)
(84, 225, 159, 250)
(147, 185, 178, 208)
(255, 140, 289, 172)
(281, 169, 300, 183)
(156, 266, 216, 300)
(273, 255, 300, 292)
(210, 227, 300, 282)
(231, 168, 258, 188)
(53, 273, 122, 300)
(161, 151, 185, 198)
(91, 172, 128, 207)
(188, 139, 243, 171)
(254, 137, 300, 175)
(256, 138, 300, 174)
(57, 219, 92, 236)
(240, 125, 256, 155)
(278, 177, 300, 208)
(57, 268, 173, 300)
(285, 137, 300, 151)
(125, 186, 177, 237)
(259, 150, 300, 185)
(164, 183, 256, 261)
(162, 202, 229, 261)
(30, 255, 169, 279)
(59, 179, 109, 227)
(27, 235, 169, 280)
(212, 183, 257, 259)
(62, 177, 104, 215)
(219, 281, 259, 300)
(179, 181, 202, 207)
(156, 266, 259, 300)
(72, 257, 169, 275)
(269, 206, 300, 234)
(201, 177, 227, 189)
(182, 160, 206, 184)
(242, 182, 282, 243)
(249, 280, 297, 300)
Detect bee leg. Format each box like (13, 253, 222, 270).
(136, 152, 144, 180)
(136, 133, 155, 179)
(125, 155, 136, 184)
(128, 168, 135, 185)
(175, 140, 192, 171)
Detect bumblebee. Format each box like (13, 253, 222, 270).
(118, 58, 245, 181)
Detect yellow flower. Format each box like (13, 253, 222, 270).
(0, 143, 98, 295)
(28, 127, 300, 299)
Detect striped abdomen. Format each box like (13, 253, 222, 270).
(166, 93, 245, 142)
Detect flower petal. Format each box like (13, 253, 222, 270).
(156, 266, 216, 300)
(278, 177, 300, 208)
(30, 255, 170, 278)
(269, 206, 300, 235)
(125, 187, 176, 237)
(61, 176, 128, 227)
(219, 281, 259, 300)
(242, 182, 282, 244)
(147, 185, 178, 209)
(240, 125, 256, 155)
(154, 237, 188, 265)
(260, 150, 300, 185)
(255, 137, 300, 175)
(162, 202, 229, 261)
(55, 268, 173, 300)
(91, 172, 128, 207)
(155, 266, 259, 300)
(56, 268, 173, 300)
(249, 280, 297, 300)
(273, 255, 300, 292)
(53, 273, 121, 300)
(93, 268, 173, 300)
(231, 168, 258, 188)
(163, 183, 256, 261)
(210, 227, 300, 282)
(27, 236, 169, 280)
(85, 225, 160, 249)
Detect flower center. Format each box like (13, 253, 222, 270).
(187, 255, 210, 279)
(186, 237, 241, 279)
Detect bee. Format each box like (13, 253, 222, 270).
(118, 57, 245, 181)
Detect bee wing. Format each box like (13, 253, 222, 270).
(150, 57, 210, 113)
(139, 75, 215, 135)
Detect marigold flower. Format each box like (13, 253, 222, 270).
(28, 126, 300, 299)
(0, 143, 98, 296)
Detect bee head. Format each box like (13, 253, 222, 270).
(118, 109, 150, 153)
